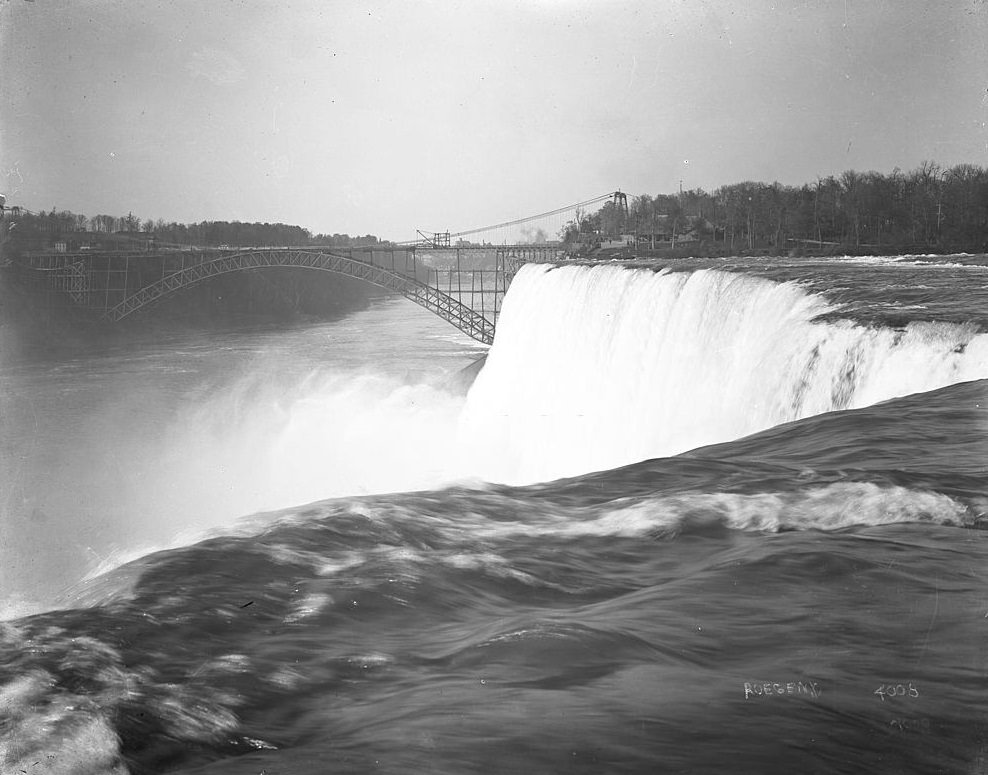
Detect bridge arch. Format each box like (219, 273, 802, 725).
(104, 248, 497, 344)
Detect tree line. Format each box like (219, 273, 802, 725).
(8, 161, 987, 257)
(4, 208, 384, 250)
(566, 161, 988, 253)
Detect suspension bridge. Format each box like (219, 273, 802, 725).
(3, 191, 628, 344)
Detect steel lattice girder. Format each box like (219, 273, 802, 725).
(104, 249, 498, 344)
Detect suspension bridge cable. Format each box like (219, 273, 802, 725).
(448, 191, 621, 239)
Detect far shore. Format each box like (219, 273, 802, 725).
(576, 244, 988, 262)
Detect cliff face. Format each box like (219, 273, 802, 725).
(0, 267, 378, 362)
(142, 268, 377, 321)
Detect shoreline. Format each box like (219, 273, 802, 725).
(574, 243, 988, 261)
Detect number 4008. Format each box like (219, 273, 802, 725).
(875, 683, 919, 701)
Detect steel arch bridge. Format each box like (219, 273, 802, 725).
(106, 248, 503, 343)
(12, 245, 548, 345)
(5, 190, 624, 342)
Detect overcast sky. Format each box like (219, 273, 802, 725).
(2, 0, 986, 240)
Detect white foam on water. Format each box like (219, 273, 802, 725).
(432, 483, 973, 539)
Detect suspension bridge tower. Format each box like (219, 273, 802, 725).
(612, 190, 628, 219)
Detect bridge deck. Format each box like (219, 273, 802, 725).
(8, 245, 544, 345)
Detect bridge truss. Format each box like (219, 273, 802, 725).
(10, 246, 539, 345)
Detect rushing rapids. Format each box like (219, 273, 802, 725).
(2, 257, 988, 774)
